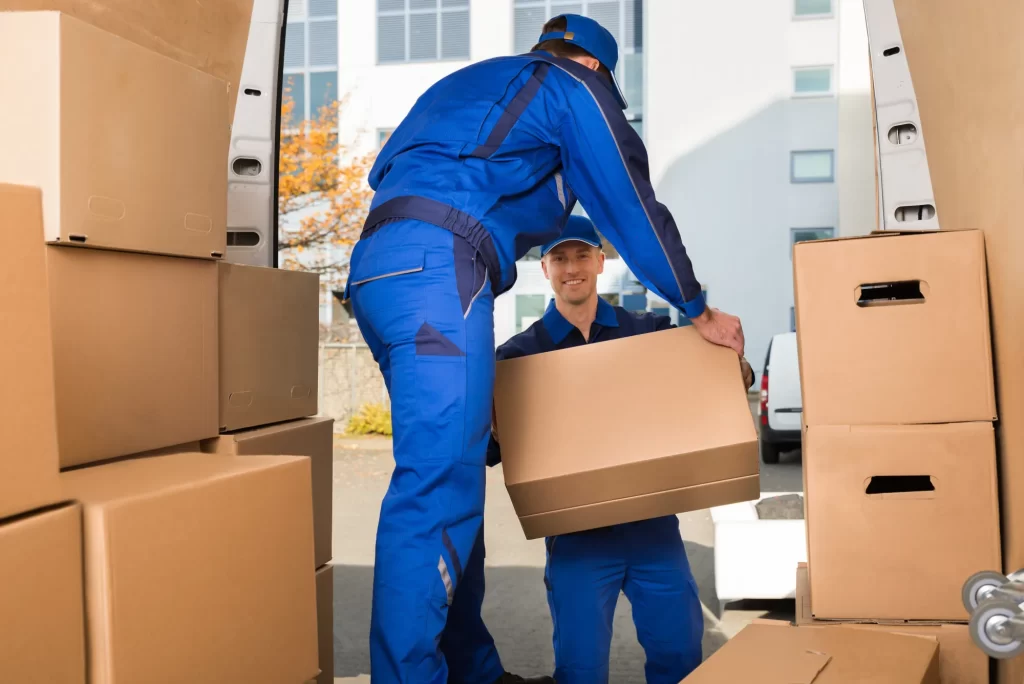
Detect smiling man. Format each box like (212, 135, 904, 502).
(489, 216, 754, 684)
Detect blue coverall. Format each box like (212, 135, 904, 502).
(345, 50, 707, 684)
(488, 299, 705, 684)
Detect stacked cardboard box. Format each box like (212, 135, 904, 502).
(0, 5, 328, 682)
(792, 229, 1001, 683)
(874, 2, 1023, 682)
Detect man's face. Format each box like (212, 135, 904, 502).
(541, 241, 605, 306)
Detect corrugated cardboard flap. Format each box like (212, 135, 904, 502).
(778, 650, 832, 683)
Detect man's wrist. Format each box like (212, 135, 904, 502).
(689, 306, 712, 325)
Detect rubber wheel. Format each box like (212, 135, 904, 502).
(970, 600, 1024, 659)
(759, 440, 780, 465)
(963, 570, 1009, 612)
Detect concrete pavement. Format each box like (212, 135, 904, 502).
(330, 436, 802, 682)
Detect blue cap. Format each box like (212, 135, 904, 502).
(537, 14, 628, 110)
(541, 215, 603, 256)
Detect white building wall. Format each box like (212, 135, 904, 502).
(646, 0, 839, 373)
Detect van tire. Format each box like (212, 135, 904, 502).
(760, 440, 780, 465)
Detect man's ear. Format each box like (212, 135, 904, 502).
(541, 257, 550, 280)
(569, 55, 601, 72)
(597, 250, 606, 275)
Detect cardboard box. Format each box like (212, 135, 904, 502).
(0, 185, 62, 519)
(683, 622, 940, 683)
(315, 564, 335, 684)
(48, 246, 218, 468)
(886, 0, 1024, 578)
(61, 452, 318, 684)
(218, 263, 320, 432)
(794, 564, 989, 684)
(0, 12, 228, 260)
(494, 326, 759, 539)
(805, 423, 1001, 620)
(793, 230, 995, 426)
(0, 0, 253, 122)
(0, 503, 86, 684)
(201, 417, 335, 567)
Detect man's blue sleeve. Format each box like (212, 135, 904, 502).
(553, 70, 707, 319)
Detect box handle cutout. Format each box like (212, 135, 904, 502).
(232, 157, 263, 177)
(244, 88, 262, 96)
(894, 204, 936, 223)
(887, 123, 918, 145)
(866, 475, 935, 495)
(227, 230, 261, 247)
(856, 280, 927, 307)
(883, 45, 901, 57)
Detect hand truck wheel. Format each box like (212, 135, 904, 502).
(970, 599, 1024, 659)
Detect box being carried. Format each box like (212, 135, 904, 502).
(494, 326, 759, 539)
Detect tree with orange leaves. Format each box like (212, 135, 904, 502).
(278, 89, 376, 289)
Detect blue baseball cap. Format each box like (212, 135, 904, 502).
(537, 14, 628, 110)
(541, 215, 603, 256)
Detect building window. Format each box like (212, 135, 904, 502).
(790, 227, 835, 258)
(790, 150, 834, 183)
(793, 66, 833, 96)
(793, 0, 833, 18)
(377, 0, 470, 64)
(378, 128, 395, 149)
(283, 0, 339, 126)
(512, 1, 644, 134)
(515, 294, 546, 333)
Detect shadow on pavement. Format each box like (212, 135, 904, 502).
(335, 557, 732, 682)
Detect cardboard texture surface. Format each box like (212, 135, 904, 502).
(684, 623, 940, 683)
(0, 185, 62, 519)
(495, 327, 758, 537)
(520, 475, 761, 540)
(794, 564, 989, 684)
(0, 504, 85, 684)
(793, 230, 995, 427)
(315, 564, 335, 684)
(887, 0, 1024, 579)
(61, 452, 318, 684)
(218, 263, 320, 432)
(0, 0, 252, 122)
(805, 423, 1001, 620)
(48, 246, 218, 468)
(0, 12, 228, 260)
(202, 417, 335, 567)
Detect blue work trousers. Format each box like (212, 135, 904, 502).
(544, 516, 704, 684)
(347, 221, 503, 684)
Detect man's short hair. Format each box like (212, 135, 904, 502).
(531, 16, 612, 80)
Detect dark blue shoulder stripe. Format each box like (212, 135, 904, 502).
(469, 63, 551, 159)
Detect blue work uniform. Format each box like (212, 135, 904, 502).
(345, 48, 706, 684)
(488, 299, 704, 684)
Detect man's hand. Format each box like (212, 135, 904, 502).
(690, 307, 745, 356)
(740, 357, 754, 390)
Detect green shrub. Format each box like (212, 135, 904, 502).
(346, 403, 393, 436)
